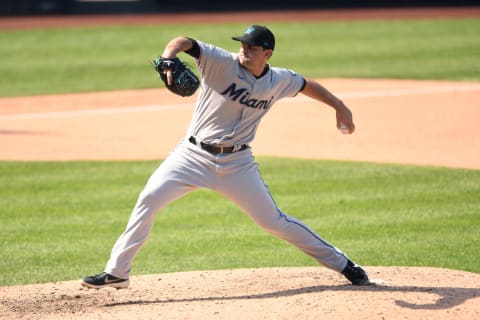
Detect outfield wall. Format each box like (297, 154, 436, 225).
(1, 0, 479, 15)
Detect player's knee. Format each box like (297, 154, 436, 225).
(253, 214, 286, 234)
(135, 188, 166, 212)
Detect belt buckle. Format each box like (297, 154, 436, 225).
(219, 146, 224, 154)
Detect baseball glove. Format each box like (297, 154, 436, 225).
(152, 57, 200, 97)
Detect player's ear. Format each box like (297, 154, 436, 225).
(265, 49, 273, 59)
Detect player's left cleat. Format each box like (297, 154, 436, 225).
(341, 259, 371, 285)
(81, 272, 129, 289)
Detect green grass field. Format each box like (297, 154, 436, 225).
(0, 18, 479, 97)
(1, 18, 479, 286)
(1, 159, 479, 285)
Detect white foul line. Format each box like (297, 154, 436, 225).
(340, 83, 480, 99)
(1, 84, 479, 121)
(0, 104, 193, 121)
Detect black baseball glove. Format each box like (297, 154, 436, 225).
(152, 57, 200, 97)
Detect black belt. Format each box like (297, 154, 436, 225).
(189, 136, 247, 155)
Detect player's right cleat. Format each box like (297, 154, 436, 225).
(341, 259, 371, 285)
(81, 272, 129, 289)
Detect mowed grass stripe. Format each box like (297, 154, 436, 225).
(0, 159, 478, 285)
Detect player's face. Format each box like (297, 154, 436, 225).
(239, 43, 272, 72)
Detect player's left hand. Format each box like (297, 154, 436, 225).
(152, 56, 200, 97)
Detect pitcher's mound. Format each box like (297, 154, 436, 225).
(1, 267, 479, 319)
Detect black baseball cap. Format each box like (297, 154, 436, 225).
(232, 25, 275, 50)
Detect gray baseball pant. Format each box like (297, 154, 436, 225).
(105, 139, 348, 279)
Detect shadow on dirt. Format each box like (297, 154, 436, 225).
(104, 283, 480, 310)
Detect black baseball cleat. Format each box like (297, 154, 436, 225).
(341, 259, 371, 285)
(81, 272, 129, 289)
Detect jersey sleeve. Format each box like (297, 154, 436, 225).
(195, 41, 237, 84)
(273, 68, 306, 99)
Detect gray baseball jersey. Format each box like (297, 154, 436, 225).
(189, 41, 304, 147)
(104, 40, 349, 280)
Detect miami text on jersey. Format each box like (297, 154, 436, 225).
(221, 83, 274, 110)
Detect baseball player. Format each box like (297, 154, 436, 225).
(82, 25, 370, 289)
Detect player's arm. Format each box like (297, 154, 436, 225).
(301, 78, 355, 134)
(162, 36, 194, 58)
(160, 37, 199, 85)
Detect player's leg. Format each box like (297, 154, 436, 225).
(216, 156, 369, 284)
(104, 177, 196, 280)
(82, 169, 196, 289)
(82, 143, 209, 288)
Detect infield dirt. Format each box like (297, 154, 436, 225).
(1, 267, 480, 320)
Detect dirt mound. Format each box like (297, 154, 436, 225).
(1, 267, 479, 319)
